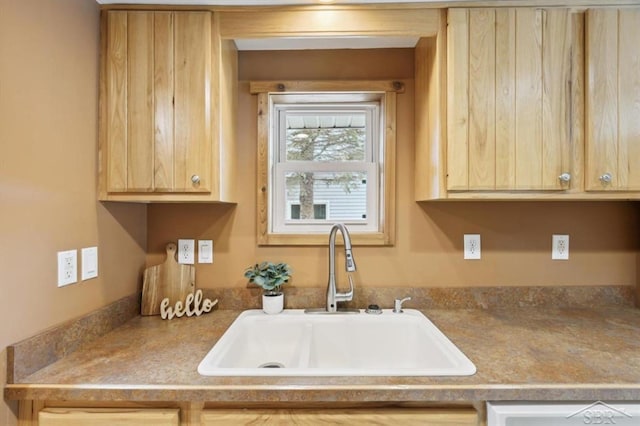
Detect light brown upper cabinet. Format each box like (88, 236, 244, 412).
(585, 8, 640, 192)
(99, 11, 237, 202)
(447, 8, 581, 193)
(415, 8, 584, 200)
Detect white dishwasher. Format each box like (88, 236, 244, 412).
(487, 401, 640, 425)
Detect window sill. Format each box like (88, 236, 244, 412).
(258, 232, 393, 246)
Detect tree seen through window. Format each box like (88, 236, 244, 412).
(285, 116, 366, 220)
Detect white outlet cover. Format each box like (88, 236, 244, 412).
(464, 234, 481, 260)
(178, 239, 195, 264)
(81, 246, 98, 280)
(198, 240, 213, 264)
(57, 249, 78, 287)
(552, 234, 569, 260)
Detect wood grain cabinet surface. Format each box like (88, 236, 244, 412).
(38, 407, 180, 426)
(30, 404, 478, 426)
(585, 8, 640, 192)
(99, 10, 237, 202)
(446, 8, 580, 193)
(201, 408, 478, 425)
(416, 7, 640, 201)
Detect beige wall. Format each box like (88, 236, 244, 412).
(148, 49, 639, 290)
(0, 0, 147, 423)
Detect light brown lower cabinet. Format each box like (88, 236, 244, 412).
(201, 408, 478, 425)
(38, 407, 180, 426)
(32, 405, 478, 426)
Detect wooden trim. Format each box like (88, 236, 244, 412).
(383, 91, 397, 246)
(18, 400, 44, 426)
(250, 80, 405, 94)
(254, 83, 397, 246)
(258, 232, 391, 247)
(179, 402, 204, 426)
(219, 9, 440, 39)
(98, 11, 109, 200)
(256, 93, 270, 246)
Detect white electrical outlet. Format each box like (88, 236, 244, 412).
(198, 240, 213, 264)
(552, 234, 569, 260)
(81, 246, 98, 280)
(464, 234, 481, 260)
(57, 249, 78, 287)
(178, 239, 195, 264)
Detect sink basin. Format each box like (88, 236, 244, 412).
(198, 309, 476, 376)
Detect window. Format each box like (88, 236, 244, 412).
(251, 81, 400, 245)
(273, 95, 380, 234)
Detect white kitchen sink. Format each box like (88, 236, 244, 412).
(197, 309, 476, 376)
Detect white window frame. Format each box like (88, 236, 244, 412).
(270, 94, 382, 234)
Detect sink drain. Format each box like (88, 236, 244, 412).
(258, 362, 285, 369)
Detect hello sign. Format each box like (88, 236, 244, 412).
(160, 289, 218, 320)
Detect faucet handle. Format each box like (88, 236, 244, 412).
(393, 296, 411, 313)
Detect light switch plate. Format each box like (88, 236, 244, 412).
(57, 249, 77, 287)
(198, 240, 213, 264)
(178, 239, 195, 264)
(81, 246, 98, 280)
(464, 234, 481, 260)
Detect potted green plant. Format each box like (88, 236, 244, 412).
(244, 261, 292, 314)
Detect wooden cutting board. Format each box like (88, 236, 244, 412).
(141, 243, 196, 316)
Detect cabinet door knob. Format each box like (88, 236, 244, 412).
(558, 173, 571, 183)
(599, 173, 612, 184)
(191, 175, 200, 184)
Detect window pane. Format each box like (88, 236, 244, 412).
(290, 204, 301, 219)
(285, 171, 367, 221)
(286, 113, 366, 162)
(314, 204, 326, 220)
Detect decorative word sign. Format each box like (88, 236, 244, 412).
(160, 289, 218, 320)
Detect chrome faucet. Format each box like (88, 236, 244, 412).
(326, 223, 356, 312)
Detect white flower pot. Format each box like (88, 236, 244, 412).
(262, 292, 284, 314)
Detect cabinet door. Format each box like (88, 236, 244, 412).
(173, 12, 212, 192)
(39, 407, 179, 426)
(202, 408, 477, 425)
(104, 11, 212, 194)
(447, 8, 576, 192)
(585, 8, 640, 191)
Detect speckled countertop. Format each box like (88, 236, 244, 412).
(5, 306, 640, 403)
